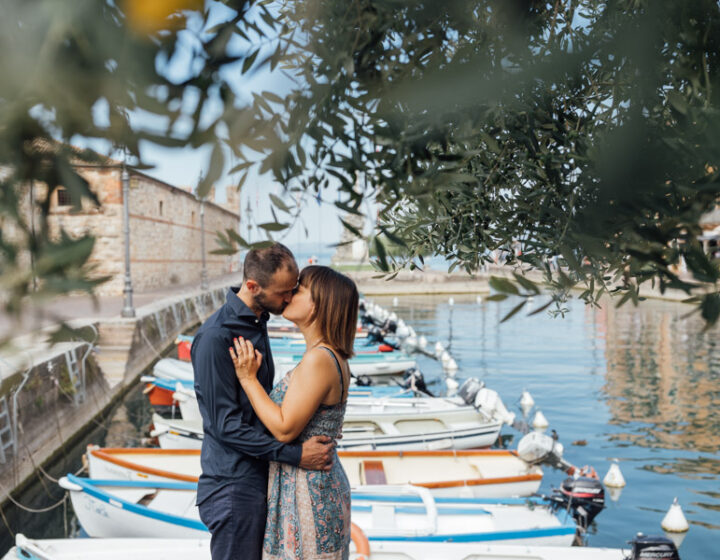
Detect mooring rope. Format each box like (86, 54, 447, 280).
(0, 478, 68, 514)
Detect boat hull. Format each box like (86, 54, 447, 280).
(151, 412, 502, 452)
(86, 447, 542, 498)
(3, 535, 633, 560)
(59, 477, 574, 548)
(60, 476, 206, 540)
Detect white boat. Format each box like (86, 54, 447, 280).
(152, 394, 505, 452)
(352, 485, 576, 547)
(58, 476, 576, 547)
(58, 475, 205, 539)
(2, 532, 682, 560)
(85, 447, 543, 498)
(341, 449, 542, 497)
(3, 535, 211, 560)
(150, 414, 203, 450)
(151, 357, 294, 385)
(339, 395, 507, 450)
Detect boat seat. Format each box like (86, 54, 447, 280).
(361, 460, 387, 485)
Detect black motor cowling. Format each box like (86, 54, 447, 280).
(554, 476, 605, 530)
(401, 367, 433, 396)
(382, 319, 398, 333)
(366, 325, 384, 344)
(627, 534, 680, 560)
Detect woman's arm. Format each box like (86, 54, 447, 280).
(230, 338, 336, 443)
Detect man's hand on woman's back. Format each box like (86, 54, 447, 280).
(299, 435, 335, 471)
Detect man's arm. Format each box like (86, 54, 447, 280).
(192, 329, 302, 465)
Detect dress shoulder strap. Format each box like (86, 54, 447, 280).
(319, 346, 345, 396)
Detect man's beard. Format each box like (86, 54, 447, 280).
(255, 291, 287, 315)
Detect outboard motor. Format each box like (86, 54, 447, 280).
(355, 374, 374, 387)
(457, 377, 485, 406)
(401, 367, 433, 396)
(383, 319, 398, 334)
(553, 476, 605, 530)
(626, 534, 680, 560)
(517, 431, 570, 470)
(456, 378, 515, 424)
(366, 325, 384, 344)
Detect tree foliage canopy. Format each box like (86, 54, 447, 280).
(232, 0, 720, 324)
(2, 0, 720, 334)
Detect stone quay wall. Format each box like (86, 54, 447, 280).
(47, 166, 240, 296)
(0, 286, 226, 507)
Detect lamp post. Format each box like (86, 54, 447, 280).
(200, 196, 209, 290)
(121, 162, 135, 318)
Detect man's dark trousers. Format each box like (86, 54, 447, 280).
(198, 481, 267, 560)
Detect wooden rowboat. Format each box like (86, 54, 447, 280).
(85, 447, 543, 498)
(58, 475, 576, 547)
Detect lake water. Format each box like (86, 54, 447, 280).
(372, 293, 720, 559)
(2, 293, 717, 559)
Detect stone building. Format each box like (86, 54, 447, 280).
(47, 159, 240, 296)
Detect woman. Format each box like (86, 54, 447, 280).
(229, 265, 358, 560)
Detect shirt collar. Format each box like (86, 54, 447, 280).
(227, 287, 270, 323)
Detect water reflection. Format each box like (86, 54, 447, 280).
(375, 293, 720, 557)
(601, 301, 720, 453)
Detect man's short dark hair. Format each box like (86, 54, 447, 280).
(243, 243, 297, 288)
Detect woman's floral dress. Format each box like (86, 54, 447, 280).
(262, 347, 351, 560)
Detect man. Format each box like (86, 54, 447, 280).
(192, 243, 334, 560)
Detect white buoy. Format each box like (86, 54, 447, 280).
(603, 461, 626, 488)
(434, 341, 445, 356)
(448, 297, 455, 306)
(440, 350, 451, 365)
(446, 377, 459, 394)
(408, 327, 417, 338)
(520, 390, 535, 410)
(476, 295, 483, 304)
(607, 486, 623, 503)
(661, 498, 689, 533)
(532, 410, 549, 430)
(404, 336, 418, 350)
(418, 335, 428, 350)
(396, 325, 410, 338)
(389, 312, 398, 322)
(444, 358, 458, 374)
(392, 297, 399, 307)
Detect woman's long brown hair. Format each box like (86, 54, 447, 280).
(300, 266, 359, 359)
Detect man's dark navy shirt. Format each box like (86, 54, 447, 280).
(191, 288, 302, 505)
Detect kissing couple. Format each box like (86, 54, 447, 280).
(192, 243, 358, 560)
